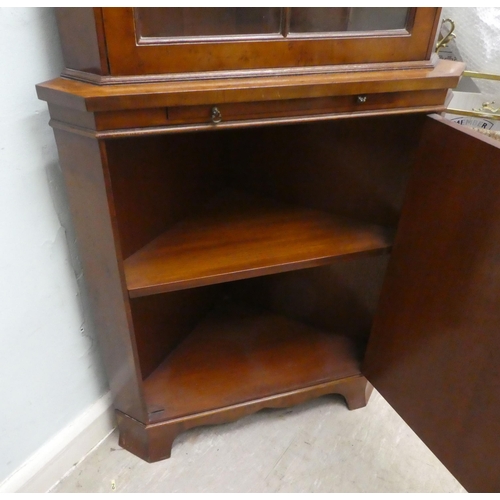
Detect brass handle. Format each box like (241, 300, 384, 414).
(211, 106, 222, 124)
(436, 18, 456, 53)
(357, 95, 367, 104)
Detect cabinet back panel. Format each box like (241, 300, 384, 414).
(230, 254, 389, 345)
(106, 115, 424, 261)
(105, 132, 226, 259)
(224, 115, 425, 228)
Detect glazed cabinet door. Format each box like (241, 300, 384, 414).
(101, 7, 439, 77)
(363, 115, 500, 492)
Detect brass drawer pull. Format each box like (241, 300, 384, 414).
(211, 106, 222, 124)
(357, 95, 368, 104)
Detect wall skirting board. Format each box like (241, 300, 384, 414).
(0, 392, 115, 493)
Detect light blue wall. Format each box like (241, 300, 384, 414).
(0, 8, 108, 484)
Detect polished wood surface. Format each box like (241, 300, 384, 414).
(40, 8, 488, 483)
(166, 89, 447, 126)
(105, 133, 224, 259)
(363, 115, 500, 493)
(51, 130, 146, 422)
(55, 8, 108, 76)
(36, 59, 464, 113)
(48, 92, 446, 133)
(51, 105, 453, 141)
(124, 190, 393, 297)
(227, 116, 423, 228)
(231, 255, 390, 344)
(117, 375, 372, 462)
(130, 286, 221, 379)
(143, 300, 363, 422)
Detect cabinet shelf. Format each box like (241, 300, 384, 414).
(143, 300, 363, 422)
(124, 190, 393, 297)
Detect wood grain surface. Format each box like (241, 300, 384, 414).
(143, 300, 363, 422)
(36, 59, 464, 112)
(118, 374, 371, 462)
(363, 115, 500, 493)
(52, 129, 147, 422)
(124, 190, 393, 297)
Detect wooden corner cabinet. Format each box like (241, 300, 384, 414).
(37, 8, 500, 492)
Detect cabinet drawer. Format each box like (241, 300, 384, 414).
(55, 88, 448, 133)
(167, 90, 447, 126)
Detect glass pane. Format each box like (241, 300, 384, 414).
(348, 8, 409, 31)
(290, 8, 409, 33)
(136, 8, 282, 39)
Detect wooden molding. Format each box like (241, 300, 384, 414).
(61, 59, 436, 86)
(37, 59, 465, 113)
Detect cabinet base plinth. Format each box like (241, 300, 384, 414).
(116, 375, 372, 462)
(344, 377, 374, 410)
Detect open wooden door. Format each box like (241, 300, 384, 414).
(363, 114, 500, 493)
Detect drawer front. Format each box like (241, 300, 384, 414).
(78, 89, 447, 132)
(167, 90, 447, 126)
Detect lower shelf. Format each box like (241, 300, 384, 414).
(143, 300, 363, 423)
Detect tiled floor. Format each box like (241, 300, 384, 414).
(52, 390, 465, 493)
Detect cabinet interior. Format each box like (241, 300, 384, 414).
(105, 114, 425, 419)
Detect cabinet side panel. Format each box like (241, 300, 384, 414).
(130, 286, 224, 379)
(105, 132, 226, 259)
(53, 129, 146, 422)
(55, 7, 109, 75)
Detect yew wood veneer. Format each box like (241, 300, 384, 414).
(36, 7, 500, 493)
